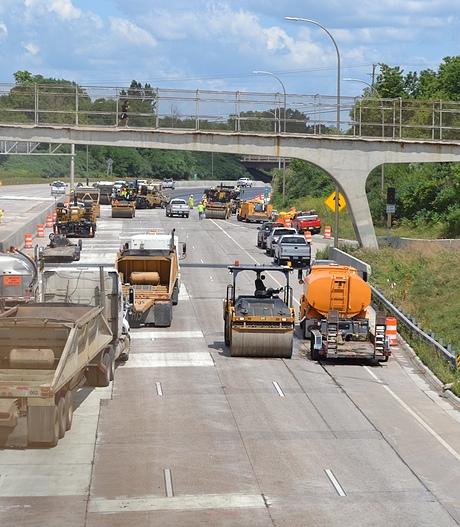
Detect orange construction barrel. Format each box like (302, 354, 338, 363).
(323, 225, 332, 239)
(24, 233, 33, 248)
(386, 317, 398, 346)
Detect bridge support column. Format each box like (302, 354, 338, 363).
(331, 166, 378, 249)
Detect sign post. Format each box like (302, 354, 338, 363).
(325, 190, 346, 246)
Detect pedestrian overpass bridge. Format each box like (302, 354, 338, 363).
(1, 84, 460, 248)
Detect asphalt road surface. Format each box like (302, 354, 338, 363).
(0, 186, 460, 526)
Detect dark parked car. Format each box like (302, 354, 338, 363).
(257, 221, 284, 249)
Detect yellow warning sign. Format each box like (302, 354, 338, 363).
(325, 191, 346, 212)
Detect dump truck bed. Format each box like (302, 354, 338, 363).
(0, 303, 113, 397)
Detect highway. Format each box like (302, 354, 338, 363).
(1, 185, 460, 526)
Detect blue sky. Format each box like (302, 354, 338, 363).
(0, 1, 458, 98)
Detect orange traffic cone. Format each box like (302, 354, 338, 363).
(304, 231, 312, 243)
(24, 233, 33, 248)
(323, 225, 332, 239)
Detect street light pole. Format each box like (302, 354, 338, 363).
(286, 16, 341, 246)
(343, 77, 385, 194)
(253, 70, 287, 205)
(253, 70, 287, 133)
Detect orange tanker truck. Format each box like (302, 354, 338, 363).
(298, 262, 390, 362)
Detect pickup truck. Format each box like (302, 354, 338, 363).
(291, 211, 322, 235)
(162, 178, 175, 190)
(257, 221, 284, 249)
(236, 177, 252, 188)
(273, 234, 311, 266)
(165, 198, 190, 218)
(265, 227, 297, 257)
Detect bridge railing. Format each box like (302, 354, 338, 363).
(1, 83, 460, 141)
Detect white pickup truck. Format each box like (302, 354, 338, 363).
(273, 234, 311, 266)
(165, 198, 190, 218)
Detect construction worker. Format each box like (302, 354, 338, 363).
(189, 195, 194, 209)
(197, 201, 204, 220)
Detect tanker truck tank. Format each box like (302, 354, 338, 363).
(299, 262, 390, 362)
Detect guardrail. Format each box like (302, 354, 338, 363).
(372, 285, 457, 370)
(1, 83, 460, 141)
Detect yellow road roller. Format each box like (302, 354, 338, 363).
(223, 264, 295, 358)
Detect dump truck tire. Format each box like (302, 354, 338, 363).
(64, 390, 73, 431)
(57, 397, 66, 439)
(97, 351, 112, 387)
(172, 281, 179, 305)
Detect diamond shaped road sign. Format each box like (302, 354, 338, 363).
(325, 190, 347, 212)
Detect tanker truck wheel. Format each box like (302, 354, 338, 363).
(310, 337, 319, 361)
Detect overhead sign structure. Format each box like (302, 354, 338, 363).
(325, 191, 346, 212)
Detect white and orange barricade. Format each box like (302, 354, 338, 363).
(323, 225, 332, 239)
(24, 233, 33, 248)
(386, 317, 398, 346)
(45, 215, 53, 228)
(52, 210, 57, 222)
(304, 231, 312, 244)
(37, 224, 45, 238)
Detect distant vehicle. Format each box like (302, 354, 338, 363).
(112, 180, 126, 192)
(50, 181, 67, 196)
(236, 177, 252, 188)
(165, 198, 190, 218)
(265, 227, 297, 257)
(291, 211, 322, 235)
(273, 234, 311, 267)
(162, 178, 175, 190)
(257, 221, 284, 249)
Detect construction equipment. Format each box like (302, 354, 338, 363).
(136, 183, 169, 209)
(0, 248, 39, 308)
(0, 266, 130, 447)
(299, 262, 390, 362)
(53, 199, 96, 238)
(237, 199, 273, 223)
(71, 186, 101, 217)
(111, 183, 137, 218)
(116, 229, 186, 328)
(202, 185, 236, 219)
(93, 181, 114, 205)
(223, 264, 295, 358)
(37, 233, 82, 264)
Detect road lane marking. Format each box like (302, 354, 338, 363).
(272, 381, 285, 397)
(364, 366, 460, 463)
(88, 493, 265, 513)
(164, 469, 174, 497)
(325, 469, 346, 496)
(122, 352, 214, 368)
(130, 330, 203, 340)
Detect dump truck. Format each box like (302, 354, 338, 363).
(0, 248, 39, 308)
(37, 233, 82, 264)
(237, 199, 273, 223)
(203, 185, 235, 219)
(298, 262, 390, 362)
(223, 264, 296, 358)
(71, 185, 101, 217)
(116, 229, 186, 328)
(0, 266, 131, 448)
(53, 199, 97, 238)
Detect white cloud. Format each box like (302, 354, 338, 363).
(24, 42, 40, 55)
